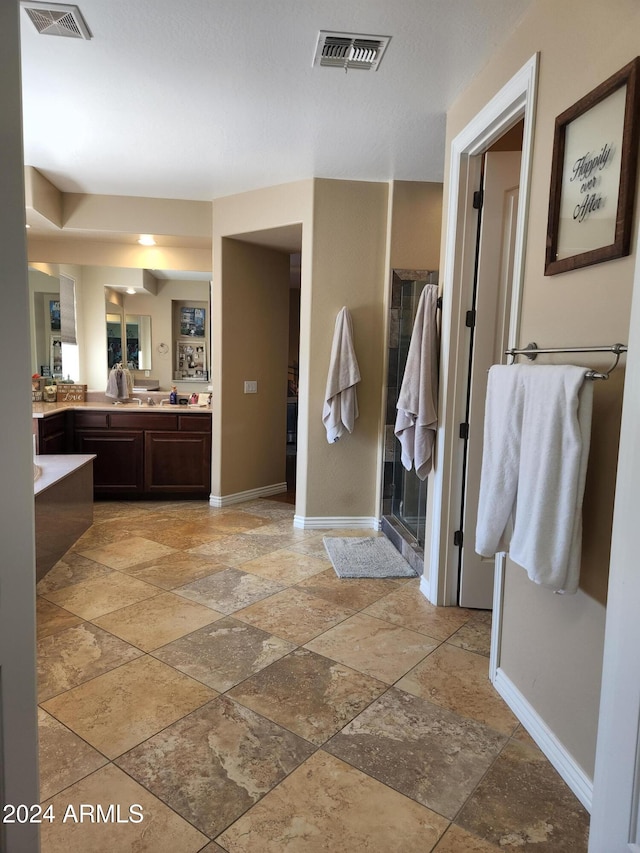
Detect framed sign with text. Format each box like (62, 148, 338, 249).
(545, 57, 640, 275)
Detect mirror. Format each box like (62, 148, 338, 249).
(28, 264, 210, 391)
(29, 268, 60, 376)
(106, 312, 123, 368)
(125, 315, 152, 370)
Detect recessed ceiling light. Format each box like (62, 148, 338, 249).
(138, 234, 156, 246)
(126, 288, 136, 295)
(25, 223, 31, 229)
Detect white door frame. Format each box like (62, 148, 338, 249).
(425, 53, 539, 607)
(588, 201, 640, 850)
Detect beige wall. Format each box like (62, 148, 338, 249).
(306, 179, 389, 520)
(28, 236, 212, 274)
(218, 239, 290, 495)
(390, 181, 443, 270)
(211, 178, 390, 518)
(211, 180, 314, 502)
(211, 178, 442, 515)
(443, 0, 639, 777)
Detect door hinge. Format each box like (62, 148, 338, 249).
(459, 422, 469, 440)
(454, 530, 464, 547)
(465, 309, 476, 328)
(473, 190, 483, 210)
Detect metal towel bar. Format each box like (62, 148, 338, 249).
(504, 342, 628, 380)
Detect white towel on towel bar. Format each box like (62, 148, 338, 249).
(394, 284, 439, 480)
(474, 366, 523, 556)
(322, 307, 361, 443)
(475, 364, 593, 594)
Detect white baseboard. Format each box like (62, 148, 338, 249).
(209, 482, 287, 508)
(419, 574, 433, 603)
(492, 666, 593, 812)
(293, 515, 378, 530)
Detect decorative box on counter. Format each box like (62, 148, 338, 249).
(31, 376, 46, 401)
(56, 384, 87, 402)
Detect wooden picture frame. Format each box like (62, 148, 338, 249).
(545, 57, 640, 276)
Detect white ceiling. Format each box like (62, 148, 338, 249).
(19, 0, 532, 204)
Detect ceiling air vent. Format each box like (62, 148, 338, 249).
(21, 2, 92, 39)
(313, 31, 391, 71)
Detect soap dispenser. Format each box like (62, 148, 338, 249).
(169, 385, 177, 405)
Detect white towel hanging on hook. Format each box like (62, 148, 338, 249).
(106, 362, 133, 401)
(322, 307, 361, 443)
(394, 284, 439, 480)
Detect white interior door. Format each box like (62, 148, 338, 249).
(588, 217, 640, 852)
(458, 150, 521, 609)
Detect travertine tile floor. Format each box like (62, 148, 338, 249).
(35, 497, 590, 852)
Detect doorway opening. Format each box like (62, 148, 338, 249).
(285, 253, 301, 503)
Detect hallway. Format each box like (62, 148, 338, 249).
(35, 498, 589, 851)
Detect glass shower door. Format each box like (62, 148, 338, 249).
(392, 278, 427, 544)
(383, 270, 437, 548)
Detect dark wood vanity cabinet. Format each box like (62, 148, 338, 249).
(71, 410, 211, 498)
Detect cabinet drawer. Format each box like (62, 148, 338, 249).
(74, 411, 109, 429)
(178, 414, 212, 432)
(109, 412, 178, 431)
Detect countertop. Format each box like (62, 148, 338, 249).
(34, 453, 96, 496)
(32, 400, 212, 418)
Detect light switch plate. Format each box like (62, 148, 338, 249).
(244, 380, 258, 394)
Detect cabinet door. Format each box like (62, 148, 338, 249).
(75, 429, 144, 495)
(144, 431, 211, 496)
(38, 412, 68, 454)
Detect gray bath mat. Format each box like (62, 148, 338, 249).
(323, 536, 417, 579)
